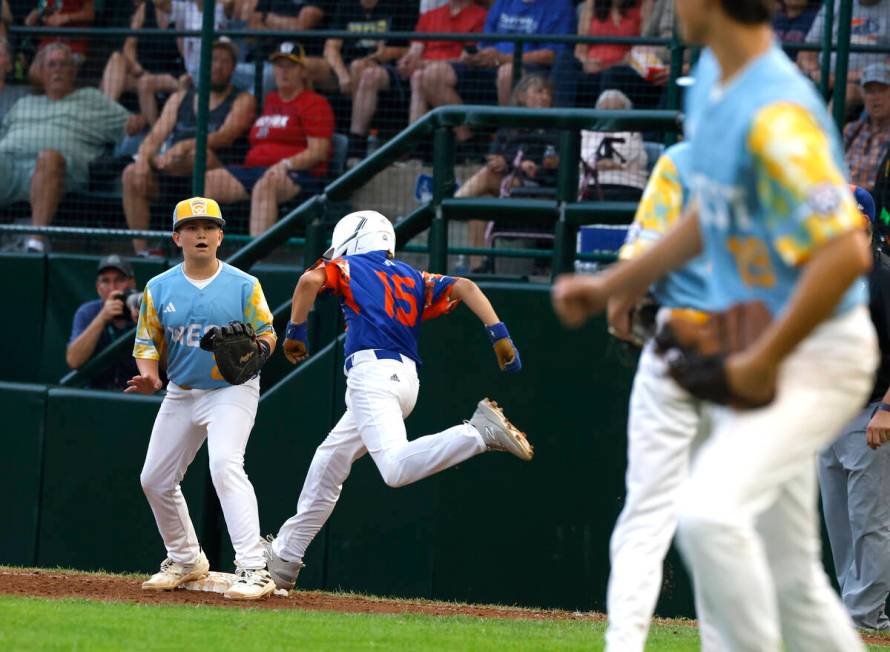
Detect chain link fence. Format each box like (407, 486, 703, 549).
(0, 0, 886, 270)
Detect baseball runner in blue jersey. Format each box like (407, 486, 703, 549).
(553, 2, 876, 649)
(261, 210, 533, 590)
(606, 142, 723, 652)
(127, 197, 279, 600)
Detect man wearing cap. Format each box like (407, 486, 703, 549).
(0, 43, 143, 253)
(127, 196, 278, 600)
(818, 185, 890, 630)
(66, 254, 140, 391)
(122, 38, 256, 256)
(844, 62, 890, 193)
(799, 0, 890, 111)
(204, 41, 334, 236)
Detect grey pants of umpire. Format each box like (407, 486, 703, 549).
(818, 401, 890, 630)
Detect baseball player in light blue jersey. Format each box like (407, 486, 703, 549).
(606, 142, 722, 652)
(260, 210, 533, 592)
(553, 1, 876, 649)
(127, 197, 279, 601)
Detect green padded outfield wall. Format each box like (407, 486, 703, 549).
(36, 388, 211, 573)
(2, 280, 699, 616)
(0, 254, 46, 383)
(0, 382, 47, 566)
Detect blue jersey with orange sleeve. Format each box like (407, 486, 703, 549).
(686, 46, 867, 317)
(313, 251, 461, 365)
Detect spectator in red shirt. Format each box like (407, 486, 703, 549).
(204, 42, 334, 236)
(574, 0, 642, 105)
(348, 0, 487, 160)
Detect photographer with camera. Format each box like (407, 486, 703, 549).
(66, 255, 140, 390)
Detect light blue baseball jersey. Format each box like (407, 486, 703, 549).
(686, 45, 867, 317)
(133, 262, 275, 389)
(620, 142, 710, 310)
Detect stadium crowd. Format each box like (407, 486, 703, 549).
(0, 0, 886, 255)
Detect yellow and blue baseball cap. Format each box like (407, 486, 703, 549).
(172, 196, 226, 231)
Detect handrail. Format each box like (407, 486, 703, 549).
(9, 25, 889, 54)
(9, 26, 671, 46)
(0, 223, 307, 247)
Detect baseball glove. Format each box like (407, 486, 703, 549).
(655, 301, 774, 408)
(200, 321, 271, 385)
(625, 294, 659, 347)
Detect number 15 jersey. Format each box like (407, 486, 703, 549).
(313, 250, 461, 366)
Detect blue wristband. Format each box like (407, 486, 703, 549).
(285, 321, 307, 341)
(485, 322, 510, 344)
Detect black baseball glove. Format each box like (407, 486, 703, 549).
(656, 323, 774, 409)
(199, 321, 271, 385)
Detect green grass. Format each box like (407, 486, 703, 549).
(0, 595, 887, 651)
(0, 595, 686, 651)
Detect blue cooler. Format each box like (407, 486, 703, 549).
(575, 225, 628, 273)
(577, 225, 628, 254)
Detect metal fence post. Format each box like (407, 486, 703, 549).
(512, 40, 524, 88)
(430, 126, 456, 273)
(664, 21, 685, 147)
(831, 0, 853, 129)
(553, 129, 580, 279)
(192, 0, 217, 196)
(254, 45, 265, 109)
(303, 199, 326, 267)
(819, 0, 835, 100)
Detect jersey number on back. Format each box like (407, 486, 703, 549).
(374, 271, 418, 327)
(727, 236, 776, 288)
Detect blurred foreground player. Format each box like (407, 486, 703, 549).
(552, 0, 876, 648)
(603, 141, 723, 652)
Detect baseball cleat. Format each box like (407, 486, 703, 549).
(223, 568, 276, 600)
(261, 535, 304, 591)
(469, 398, 534, 461)
(141, 551, 210, 591)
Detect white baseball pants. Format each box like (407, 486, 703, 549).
(274, 353, 486, 563)
(605, 340, 724, 652)
(140, 378, 265, 569)
(676, 306, 877, 652)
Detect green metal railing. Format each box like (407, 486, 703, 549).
(58, 105, 679, 387)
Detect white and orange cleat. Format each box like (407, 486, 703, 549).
(469, 398, 534, 461)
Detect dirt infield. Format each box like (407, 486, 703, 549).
(0, 568, 602, 621)
(4, 568, 889, 647)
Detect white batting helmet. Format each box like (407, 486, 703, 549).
(324, 210, 396, 259)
